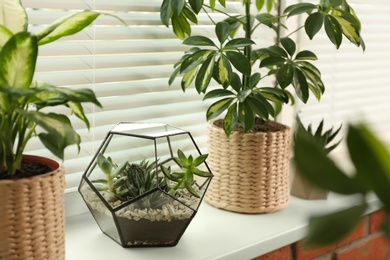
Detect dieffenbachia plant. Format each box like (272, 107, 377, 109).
(160, 0, 364, 136)
(0, 0, 123, 177)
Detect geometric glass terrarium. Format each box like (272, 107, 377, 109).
(79, 122, 213, 247)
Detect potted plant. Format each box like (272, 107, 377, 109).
(159, 0, 364, 213)
(79, 122, 213, 247)
(0, 1, 120, 259)
(290, 116, 342, 200)
(294, 122, 390, 245)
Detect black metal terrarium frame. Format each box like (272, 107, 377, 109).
(78, 122, 212, 247)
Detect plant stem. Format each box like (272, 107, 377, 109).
(243, 0, 252, 87)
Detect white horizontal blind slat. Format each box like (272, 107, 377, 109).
(296, 0, 390, 155)
(22, 0, 270, 192)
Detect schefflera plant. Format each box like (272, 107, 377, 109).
(161, 0, 365, 136)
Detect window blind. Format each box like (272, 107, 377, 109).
(295, 0, 390, 158)
(22, 0, 278, 193)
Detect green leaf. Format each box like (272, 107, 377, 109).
(210, 0, 216, 10)
(224, 38, 255, 49)
(324, 14, 342, 49)
(218, 0, 226, 7)
(225, 51, 251, 75)
(223, 103, 238, 136)
(246, 97, 269, 120)
(182, 6, 198, 24)
(17, 111, 80, 159)
(180, 49, 214, 73)
(97, 153, 112, 176)
(304, 203, 367, 245)
(160, 0, 171, 27)
(184, 180, 200, 198)
(266, 45, 288, 58)
(169, 65, 181, 86)
(292, 68, 309, 103)
(215, 53, 232, 85)
(0, 0, 28, 33)
(347, 125, 390, 207)
(0, 25, 13, 48)
(259, 87, 289, 103)
(249, 73, 261, 88)
(238, 102, 254, 132)
(216, 22, 230, 44)
(276, 63, 294, 89)
(259, 56, 286, 68)
(206, 98, 234, 121)
(195, 54, 215, 93)
(293, 131, 367, 194)
(280, 37, 296, 57)
(193, 154, 208, 167)
(170, 0, 185, 17)
(183, 35, 216, 47)
(203, 89, 234, 100)
(381, 217, 390, 239)
(181, 66, 198, 91)
(189, 0, 204, 14)
(0, 32, 37, 88)
(37, 11, 101, 45)
(305, 12, 324, 40)
(333, 15, 362, 48)
(256, 0, 265, 10)
(237, 89, 251, 103)
(284, 3, 317, 17)
(295, 50, 317, 61)
(193, 168, 213, 177)
(172, 14, 191, 40)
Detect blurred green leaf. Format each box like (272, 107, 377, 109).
(304, 203, 367, 245)
(347, 124, 390, 207)
(293, 131, 367, 194)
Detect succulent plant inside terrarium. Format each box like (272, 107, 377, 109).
(92, 149, 212, 209)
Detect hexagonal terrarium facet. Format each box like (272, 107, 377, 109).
(79, 122, 212, 247)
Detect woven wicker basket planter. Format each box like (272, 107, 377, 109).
(205, 120, 291, 213)
(0, 155, 65, 260)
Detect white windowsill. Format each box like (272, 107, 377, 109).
(65, 192, 381, 260)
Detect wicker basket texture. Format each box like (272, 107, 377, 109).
(205, 121, 291, 213)
(0, 155, 65, 260)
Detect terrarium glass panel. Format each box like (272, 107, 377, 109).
(79, 122, 212, 247)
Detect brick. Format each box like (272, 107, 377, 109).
(252, 246, 290, 260)
(293, 220, 365, 260)
(335, 234, 390, 260)
(369, 210, 388, 234)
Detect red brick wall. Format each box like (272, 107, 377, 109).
(252, 210, 390, 260)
